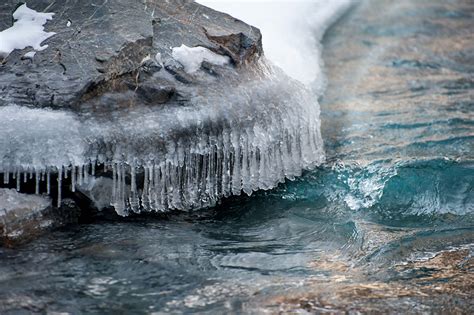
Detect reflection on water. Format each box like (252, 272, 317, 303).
(0, 0, 473, 313)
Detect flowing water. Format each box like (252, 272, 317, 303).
(0, 0, 473, 313)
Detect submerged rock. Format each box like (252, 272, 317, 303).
(0, 0, 324, 216)
(0, 189, 80, 246)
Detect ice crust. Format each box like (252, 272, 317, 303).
(0, 61, 324, 215)
(0, 188, 51, 214)
(0, 4, 56, 58)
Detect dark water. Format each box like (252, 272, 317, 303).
(1, 0, 473, 313)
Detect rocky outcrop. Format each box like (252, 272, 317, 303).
(0, 0, 262, 110)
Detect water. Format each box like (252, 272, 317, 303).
(0, 0, 473, 313)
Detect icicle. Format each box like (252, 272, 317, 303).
(84, 163, 89, 184)
(121, 163, 127, 213)
(0, 66, 324, 215)
(78, 165, 83, 186)
(232, 131, 242, 195)
(152, 164, 161, 211)
(241, 131, 251, 195)
(114, 162, 126, 216)
(71, 166, 76, 192)
(57, 167, 62, 208)
(3, 170, 9, 185)
(112, 163, 116, 206)
(142, 165, 149, 209)
(16, 169, 20, 191)
(35, 170, 40, 194)
(46, 169, 51, 194)
(91, 162, 96, 176)
(160, 163, 167, 211)
(129, 162, 139, 212)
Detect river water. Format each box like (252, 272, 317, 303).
(0, 0, 473, 313)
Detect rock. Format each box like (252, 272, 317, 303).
(0, 189, 81, 246)
(0, 0, 263, 110)
(0, 0, 324, 216)
(164, 59, 194, 84)
(135, 82, 176, 104)
(140, 58, 162, 75)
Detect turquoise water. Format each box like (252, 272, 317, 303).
(0, 0, 473, 313)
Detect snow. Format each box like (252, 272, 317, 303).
(172, 44, 230, 73)
(0, 4, 56, 58)
(23, 51, 36, 59)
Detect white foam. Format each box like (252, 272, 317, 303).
(0, 4, 56, 58)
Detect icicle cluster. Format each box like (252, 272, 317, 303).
(0, 64, 325, 215)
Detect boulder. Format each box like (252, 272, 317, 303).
(0, 0, 263, 110)
(0, 189, 80, 246)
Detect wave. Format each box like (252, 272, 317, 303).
(256, 158, 474, 225)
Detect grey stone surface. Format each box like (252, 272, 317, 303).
(0, 0, 262, 110)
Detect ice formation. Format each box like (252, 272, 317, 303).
(172, 45, 230, 73)
(0, 61, 324, 215)
(0, 2, 359, 215)
(0, 4, 56, 58)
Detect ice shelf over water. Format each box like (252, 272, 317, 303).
(0, 1, 356, 215)
(0, 61, 325, 215)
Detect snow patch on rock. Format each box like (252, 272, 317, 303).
(172, 44, 230, 73)
(0, 4, 56, 58)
